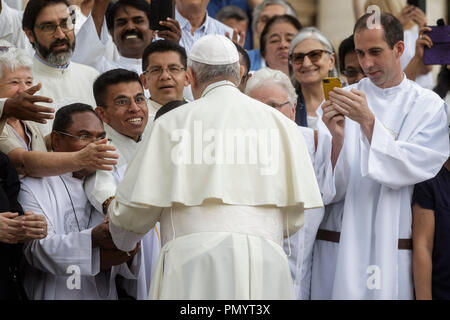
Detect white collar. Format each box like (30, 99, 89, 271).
(201, 80, 237, 98)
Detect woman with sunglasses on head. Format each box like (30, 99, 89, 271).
(288, 27, 339, 129)
(259, 15, 302, 76)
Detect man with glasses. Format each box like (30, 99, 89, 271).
(140, 40, 190, 117)
(18, 103, 141, 300)
(84, 69, 159, 299)
(16, 0, 100, 137)
(338, 35, 365, 86)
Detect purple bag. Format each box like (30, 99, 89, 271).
(424, 26, 450, 65)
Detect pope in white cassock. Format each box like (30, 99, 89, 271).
(107, 35, 324, 300)
(312, 12, 450, 300)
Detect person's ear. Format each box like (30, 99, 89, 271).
(329, 52, 336, 72)
(50, 131, 59, 151)
(394, 40, 405, 57)
(187, 67, 196, 89)
(95, 106, 108, 123)
(24, 29, 35, 47)
(184, 68, 190, 87)
(140, 73, 149, 90)
(239, 65, 245, 81)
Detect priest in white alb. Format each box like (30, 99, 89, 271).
(312, 13, 450, 300)
(107, 35, 324, 300)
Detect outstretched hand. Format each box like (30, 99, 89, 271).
(3, 83, 55, 124)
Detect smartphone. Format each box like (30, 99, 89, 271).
(149, 0, 175, 31)
(424, 25, 450, 65)
(322, 77, 342, 101)
(407, 0, 426, 13)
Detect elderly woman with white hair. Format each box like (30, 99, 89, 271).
(0, 47, 48, 166)
(289, 27, 339, 128)
(0, 47, 118, 178)
(245, 67, 336, 300)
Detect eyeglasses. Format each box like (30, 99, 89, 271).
(342, 67, 365, 78)
(114, 95, 147, 107)
(269, 101, 291, 109)
(35, 18, 75, 35)
(143, 65, 186, 78)
(290, 49, 331, 65)
(55, 130, 106, 142)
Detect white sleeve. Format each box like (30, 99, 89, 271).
(313, 122, 336, 205)
(0, 0, 32, 52)
(360, 108, 449, 190)
(84, 169, 117, 213)
(18, 183, 101, 277)
(72, 15, 118, 73)
(108, 199, 163, 252)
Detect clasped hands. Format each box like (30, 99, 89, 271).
(0, 211, 48, 244)
(91, 221, 140, 271)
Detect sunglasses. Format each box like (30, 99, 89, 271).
(290, 49, 331, 65)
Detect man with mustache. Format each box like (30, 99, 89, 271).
(73, 0, 181, 76)
(2, 0, 100, 138)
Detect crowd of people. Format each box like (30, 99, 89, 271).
(0, 0, 449, 301)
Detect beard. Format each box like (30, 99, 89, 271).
(34, 36, 75, 66)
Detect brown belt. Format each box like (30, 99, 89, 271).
(316, 229, 412, 250)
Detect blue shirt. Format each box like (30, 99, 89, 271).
(413, 166, 450, 300)
(176, 9, 233, 55)
(207, 0, 253, 49)
(247, 48, 264, 71)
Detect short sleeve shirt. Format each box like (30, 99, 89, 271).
(413, 166, 450, 300)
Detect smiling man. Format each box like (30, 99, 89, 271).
(314, 12, 450, 300)
(141, 40, 190, 116)
(84, 69, 159, 299)
(73, 0, 181, 76)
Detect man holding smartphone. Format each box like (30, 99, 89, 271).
(314, 12, 449, 300)
(73, 0, 181, 75)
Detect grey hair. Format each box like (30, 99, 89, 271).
(252, 0, 297, 34)
(289, 26, 339, 78)
(187, 59, 240, 86)
(0, 47, 33, 79)
(245, 68, 297, 106)
(216, 5, 249, 23)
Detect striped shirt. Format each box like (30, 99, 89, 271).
(175, 9, 233, 55)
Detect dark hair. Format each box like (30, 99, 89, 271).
(234, 42, 251, 74)
(142, 40, 187, 72)
(338, 35, 356, 73)
(353, 12, 403, 49)
(216, 5, 249, 23)
(260, 15, 302, 58)
(93, 68, 143, 107)
(53, 103, 99, 132)
(105, 0, 151, 32)
(155, 100, 187, 121)
(22, 0, 71, 31)
(434, 66, 450, 99)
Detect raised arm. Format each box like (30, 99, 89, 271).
(9, 139, 118, 178)
(91, 0, 110, 38)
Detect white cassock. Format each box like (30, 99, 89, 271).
(84, 122, 160, 300)
(107, 81, 324, 300)
(31, 55, 99, 136)
(284, 122, 334, 300)
(310, 76, 450, 300)
(18, 173, 141, 300)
